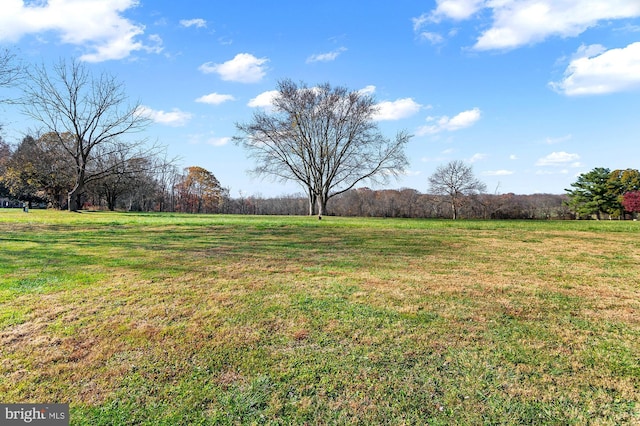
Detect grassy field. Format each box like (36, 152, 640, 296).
(0, 209, 638, 425)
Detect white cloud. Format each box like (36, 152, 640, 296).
(0, 0, 161, 62)
(418, 31, 445, 45)
(535, 151, 580, 166)
(306, 47, 347, 63)
(509, 154, 518, 160)
(417, 107, 481, 135)
(373, 98, 422, 121)
(199, 53, 268, 83)
(358, 85, 377, 96)
(468, 153, 487, 163)
(195, 93, 235, 105)
(476, 1, 640, 51)
(483, 170, 514, 176)
(180, 18, 207, 28)
(187, 133, 230, 146)
(431, 0, 485, 21)
(550, 42, 640, 95)
(207, 136, 231, 147)
(137, 106, 192, 127)
(248, 90, 280, 108)
(414, 1, 640, 51)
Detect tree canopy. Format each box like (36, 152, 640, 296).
(175, 166, 223, 214)
(235, 79, 411, 217)
(566, 167, 640, 219)
(622, 191, 640, 216)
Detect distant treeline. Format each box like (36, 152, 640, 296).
(2, 187, 570, 220)
(219, 189, 570, 220)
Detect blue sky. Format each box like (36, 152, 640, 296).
(1, 1, 640, 197)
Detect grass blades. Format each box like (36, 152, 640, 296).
(1, 209, 638, 424)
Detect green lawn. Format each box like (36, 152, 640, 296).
(1, 209, 638, 425)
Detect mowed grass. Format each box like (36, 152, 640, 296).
(0, 209, 638, 425)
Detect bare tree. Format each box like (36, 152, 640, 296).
(235, 79, 411, 217)
(21, 58, 151, 211)
(428, 160, 486, 219)
(87, 144, 157, 211)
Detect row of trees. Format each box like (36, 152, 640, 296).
(3, 129, 636, 220)
(0, 136, 570, 218)
(227, 189, 570, 219)
(565, 167, 640, 219)
(0, 132, 225, 213)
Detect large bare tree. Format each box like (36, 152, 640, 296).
(235, 79, 411, 217)
(21, 58, 151, 211)
(428, 160, 486, 219)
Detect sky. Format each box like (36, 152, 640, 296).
(1, 0, 640, 197)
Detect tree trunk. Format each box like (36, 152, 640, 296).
(68, 183, 84, 212)
(318, 195, 328, 219)
(307, 190, 317, 216)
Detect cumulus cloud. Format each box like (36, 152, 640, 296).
(248, 90, 279, 108)
(417, 107, 481, 135)
(137, 106, 192, 127)
(195, 93, 235, 105)
(474, 1, 640, 51)
(373, 98, 422, 121)
(180, 18, 207, 28)
(535, 151, 580, 166)
(306, 47, 347, 63)
(0, 0, 161, 62)
(550, 42, 640, 95)
(430, 0, 484, 22)
(413, 0, 640, 51)
(199, 53, 268, 83)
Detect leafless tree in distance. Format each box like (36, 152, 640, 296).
(428, 160, 486, 219)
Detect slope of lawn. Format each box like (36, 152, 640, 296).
(0, 209, 638, 424)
